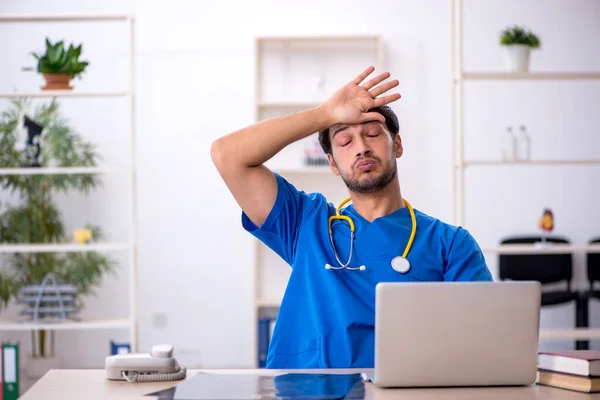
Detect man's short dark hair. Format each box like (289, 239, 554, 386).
(317, 105, 399, 155)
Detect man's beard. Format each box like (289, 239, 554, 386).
(340, 156, 397, 195)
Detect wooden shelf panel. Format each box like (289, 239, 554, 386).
(482, 243, 600, 254)
(0, 318, 131, 331)
(0, 167, 125, 175)
(256, 299, 281, 308)
(0, 243, 131, 253)
(272, 167, 331, 175)
(0, 14, 131, 22)
(257, 35, 380, 43)
(540, 328, 600, 340)
(257, 101, 321, 109)
(0, 90, 130, 98)
(457, 160, 600, 167)
(459, 72, 600, 81)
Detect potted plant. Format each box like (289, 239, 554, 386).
(499, 25, 541, 72)
(0, 97, 117, 377)
(23, 38, 89, 90)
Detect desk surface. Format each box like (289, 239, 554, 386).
(20, 368, 600, 400)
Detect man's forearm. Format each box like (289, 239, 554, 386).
(212, 104, 333, 168)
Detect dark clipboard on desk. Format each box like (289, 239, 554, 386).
(145, 371, 365, 399)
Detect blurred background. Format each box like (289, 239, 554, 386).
(0, 0, 599, 394)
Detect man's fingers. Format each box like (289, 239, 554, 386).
(358, 111, 385, 124)
(373, 93, 402, 108)
(352, 66, 375, 85)
(362, 72, 391, 91)
(369, 79, 399, 97)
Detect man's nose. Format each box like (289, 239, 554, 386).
(356, 138, 372, 157)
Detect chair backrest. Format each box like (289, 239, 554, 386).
(498, 236, 572, 287)
(587, 237, 600, 285)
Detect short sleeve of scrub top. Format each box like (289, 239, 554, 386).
(241, 172, 493, 370)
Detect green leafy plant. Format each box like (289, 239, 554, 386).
(23, 38, 89, 78)
(0, 97, 117, 356)
(500, 25, 541, 49)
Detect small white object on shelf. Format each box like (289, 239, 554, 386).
(501, 126, 516, 161)
(516, 125, 531, 161)
(503, 44, 531, 73)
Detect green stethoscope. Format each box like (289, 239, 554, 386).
(325, 196, 416, 273)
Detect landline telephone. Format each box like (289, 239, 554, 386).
(105, 344, 187, 383)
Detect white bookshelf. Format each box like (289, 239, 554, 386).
(449, 0, 600, 342)
(460, 72, 600, 81)
(0, 243, 131, 254)
(0, 167, 126, 175)
(0, 13, 138, 349)
(251, 35, 385, 366)
(0, 318, 130, 331)
(0, 90, 130, 98)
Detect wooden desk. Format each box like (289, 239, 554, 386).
(20, 368, 600, 400)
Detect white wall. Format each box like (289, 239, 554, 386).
(1, 0, 599, 373)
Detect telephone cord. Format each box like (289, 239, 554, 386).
(122, 364, 187, 383)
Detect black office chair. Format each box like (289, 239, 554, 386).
(580, 237, 600, 349)
(498, 235, 587, 349)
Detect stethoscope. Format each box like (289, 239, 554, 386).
(325, 197, 416, 274)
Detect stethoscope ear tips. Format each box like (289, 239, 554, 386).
(325, 264, 332, 269)
(359, 265, 366, 271)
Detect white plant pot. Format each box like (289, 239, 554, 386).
(502, 44, 531, 72)
(26, 355, 59, 379)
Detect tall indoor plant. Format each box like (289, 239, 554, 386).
(500, 25, 541, 72)
(0, 97, 117, 371)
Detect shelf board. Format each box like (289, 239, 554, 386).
(0, 90, 130, 98)
(458, 159, 600, 167)
(272, 166, 331, 175)
(257, 35, 380, 43)
(256, 299, 281, 308)
(0, 242, 131, 253)
(481, 243, 600, 254)
(258, 101, 321, 109)
(539, 328, 600, 340)
(0, 318, 131, 331)
(459, 72, 600, 81)
(0, 13, 131, 22)
(0, 166, 125, 175)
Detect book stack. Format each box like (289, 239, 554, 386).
(537, 350, 600, 393)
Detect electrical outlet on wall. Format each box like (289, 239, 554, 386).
(152, 312, 168, 328)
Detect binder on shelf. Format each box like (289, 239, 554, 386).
(258, 318, 271, 368)
(2, 342, 18, 400)
(110, 340, 131, 355)
(0, 343, 3, 400)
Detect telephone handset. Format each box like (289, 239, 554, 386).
(105, 344, 187, 382)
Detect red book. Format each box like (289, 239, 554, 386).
(538, 350, 600, 377)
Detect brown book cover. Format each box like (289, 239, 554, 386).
(538, 370, 600, 393)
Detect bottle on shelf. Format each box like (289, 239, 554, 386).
(516, 125, 531, 161)
(501, 126, 516, 161)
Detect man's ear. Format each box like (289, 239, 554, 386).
(327, 153, 339, 175)
(393, 134, 403, 158)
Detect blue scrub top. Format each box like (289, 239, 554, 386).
(242, 173, 493, 369)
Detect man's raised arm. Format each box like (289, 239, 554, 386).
(210, 66, 400, 228)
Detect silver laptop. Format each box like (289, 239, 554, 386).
(363, 281, 541, 388)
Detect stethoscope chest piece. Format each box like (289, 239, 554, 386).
(391, 256, 411, 274)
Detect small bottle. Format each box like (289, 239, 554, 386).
(502, 126, 516, 161)
(516, 125, 531, 161)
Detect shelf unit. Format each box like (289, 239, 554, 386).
(450, 0, 600, 340)
(251, 35, 385, 366)
(0, 13, 138, 348)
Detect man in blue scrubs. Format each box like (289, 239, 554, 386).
(211, 66, 493, 370)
